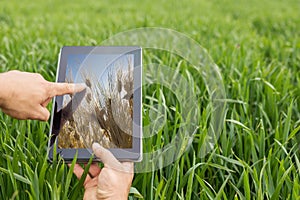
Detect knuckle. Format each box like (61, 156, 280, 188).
(65, 83, 73, 93)
(35, 73, 44, 80)
(8, 70, 21, 76)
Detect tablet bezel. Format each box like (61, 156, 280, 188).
(48, 46, 142, 163)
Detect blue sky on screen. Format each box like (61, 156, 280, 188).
(66, 54, 133, 86)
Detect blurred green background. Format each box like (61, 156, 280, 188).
(0, 0, 299, 199)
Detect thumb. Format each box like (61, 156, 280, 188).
(92, 143, 121, 169)
(49, 82, 86, 97)
(36, 106, 50, 121)
(41, 97, 52, 107)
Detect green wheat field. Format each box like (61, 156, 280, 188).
(0, 0, 300, 199)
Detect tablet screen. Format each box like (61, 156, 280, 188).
(58, 53, 134, 149)
(48, 46, 142, 162)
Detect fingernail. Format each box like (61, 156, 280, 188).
(92, 142, 101, 150)
(77, 83, 87, 89)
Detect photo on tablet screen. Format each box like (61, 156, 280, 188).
(58, 54, 133, 149)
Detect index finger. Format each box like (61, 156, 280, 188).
(49, 82, 86, 97)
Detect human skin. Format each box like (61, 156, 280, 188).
(0, 70, 85, 121)
(71, 143, 134, 200)
(0, 70, 134, 199)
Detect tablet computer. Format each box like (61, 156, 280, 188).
(48, 46, 142, 163)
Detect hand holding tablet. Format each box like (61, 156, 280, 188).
(71, 143, 134, 199)
(48, 46, 142, 162)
